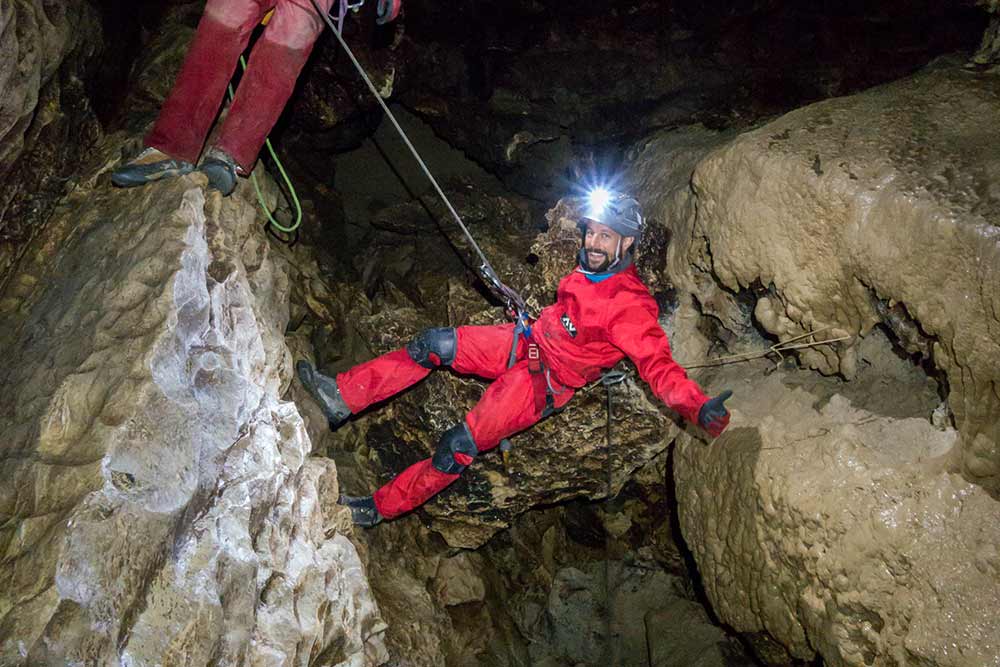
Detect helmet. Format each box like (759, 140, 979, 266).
(579, 188, 643, 241)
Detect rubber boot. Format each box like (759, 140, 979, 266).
(111, 148, 194, 188)
(198, 147, 238, 196)
(339, 495, 383, 527)
(296, 360, 352, 429)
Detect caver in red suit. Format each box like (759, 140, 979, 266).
(296, 191, 733, 527)
(147, 0, 334, 173)
(111, 0, 400, 193)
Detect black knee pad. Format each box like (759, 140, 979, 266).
(431, 423, 478, 475)
(406, 327, 457, 369)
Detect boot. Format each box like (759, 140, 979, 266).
(198, 147, 238, 196)
(111, 147, 194, 188)
(339, 495, 383, 527)
(296, 360, 352, 429)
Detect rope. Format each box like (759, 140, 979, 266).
(227, 55, 303, 234)
(310, 0, 527, 314)
(599, 369, 626, 661)
(684, 327, 852, 369)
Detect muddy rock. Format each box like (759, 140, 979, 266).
(636, 63, 1000, 492)
(674, 368, 1000, 667)
(0, 167, 386, 663)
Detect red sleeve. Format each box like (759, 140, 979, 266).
(607, 297, 709, 425)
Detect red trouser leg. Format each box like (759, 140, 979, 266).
(145, 0, 270, 163)
(336, 324, 518, 415)
(215, 0, 335, 171)
(373, 344, 575, 520)
(335, 349, 431, 414)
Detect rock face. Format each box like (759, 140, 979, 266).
(396, 1, 989, 201)
(675, 370, 1000, 667)
(0, 171, 386, 664)
(639, 63, 1000, 492)
(0, 0, 103, 280)
(647, 63, 1000, 666)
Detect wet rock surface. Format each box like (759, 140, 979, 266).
(0, 163, 386, 663)
(644, 65, 1000, 665)
(641, 63, 1000, 492)
(675, 360, 1000, 667)
(3, 1, 1000, 665)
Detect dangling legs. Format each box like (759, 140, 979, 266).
(369, 362, 575, 522)
(207, 0, 336, 191)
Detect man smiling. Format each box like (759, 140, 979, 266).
(296, 190, 732, 527)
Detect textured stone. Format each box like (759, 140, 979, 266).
(0, 170, 386, 664)
(0, 0, 102, 279)
(675, 368, 1000, 667)
(635, 64, 1000, 492)
(433, 553, 487, 606)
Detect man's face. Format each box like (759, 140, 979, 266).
(582, 220, 633, 272)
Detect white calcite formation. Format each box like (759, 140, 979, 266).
(0, 176, 386, 665)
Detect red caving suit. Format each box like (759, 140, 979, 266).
(146, 0, 337, 173)
(336, 264, 715, 519)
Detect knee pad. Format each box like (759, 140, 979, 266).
(431, 423, 478, 475)
(406, 327, 457, 369)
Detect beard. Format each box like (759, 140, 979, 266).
(584, 247, 612, 272)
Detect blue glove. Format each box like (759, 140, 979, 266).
(698, 389, 732, 437)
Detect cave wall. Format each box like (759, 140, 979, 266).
(629, 62, 1000, 666)
(0, 0, 103, 284)
(662, 62, 1000, 490)
(0, 161, 386, 662)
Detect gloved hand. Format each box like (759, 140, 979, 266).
(698, 390, 732, 438)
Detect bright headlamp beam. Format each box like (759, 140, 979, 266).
(587, 187, 611, 218)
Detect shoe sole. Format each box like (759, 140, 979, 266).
(111, 164, 194, 188)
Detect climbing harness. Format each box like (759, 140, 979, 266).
(499, 368, 628, 475)
(309, 0, 530, 320)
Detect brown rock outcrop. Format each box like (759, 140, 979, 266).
(639, 64, 1000, 666)
(638, 64, 1000, 492)
(0, 0, 102, 280)
(0, 169, 386, 663)
(675, 369, 999, 667)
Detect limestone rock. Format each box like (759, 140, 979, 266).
(530, 561, 749, 667)
(674, 370, 1000, 667)
(972, 1, 1000, 67)
(636, 64, 1000, 492)
(0, 0, 102, 279)
(0, 169, 386, 664)
(433, 553, 487, 606)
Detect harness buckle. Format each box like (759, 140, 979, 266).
(527, 342, 542, 374)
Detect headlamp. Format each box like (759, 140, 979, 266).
(587, 187, 611, 218)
